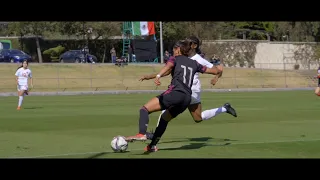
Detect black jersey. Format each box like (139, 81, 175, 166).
(167, 55, 207, 95)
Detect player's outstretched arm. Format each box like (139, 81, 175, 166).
(15, 69, 19, 85)
(30, 77, 34, 88)
(29, 71, 34, 88)
(154, 61, 174, 86)
(139, 69, 172, 81)
(157, 61, 174, 77)
(196, 61, 221, 75)
(203, 65, 222, 75)
(211, 64, 223, 85)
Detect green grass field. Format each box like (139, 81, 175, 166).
(0, 91, 319, 158)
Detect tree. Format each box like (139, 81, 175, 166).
(56, 22, 84, 38)
(7, 22, 55, 63)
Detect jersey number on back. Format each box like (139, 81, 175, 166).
(181, 65, 193, 87)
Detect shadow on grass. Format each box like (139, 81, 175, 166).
(160, 136, 237, 144)
(86, 151, 130, 159)
(134, 137, 237, 155)
(24, 107, 43, 110)
(160, 142, 229, 151)
(87, 137, 238, 157)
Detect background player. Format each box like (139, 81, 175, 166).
(125, 40, 222, 152)
(15, 60, 33, 110)
(315, 66, 320, 96)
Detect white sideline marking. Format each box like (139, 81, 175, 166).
(6, 138, 320, 159)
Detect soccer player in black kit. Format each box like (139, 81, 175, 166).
(125, 39, 223, 152)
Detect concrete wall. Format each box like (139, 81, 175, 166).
(202, 40, 319, 70)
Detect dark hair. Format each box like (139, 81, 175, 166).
(17, 60, 28, 70)
(173, 40, 192, 56)
(186, 36, 202, 54)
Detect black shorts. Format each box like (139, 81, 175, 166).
(318, 78, 320, 87)
(157, 90, 191, 118)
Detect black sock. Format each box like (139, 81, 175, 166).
(149, 116, 168, 147)
(139, 106, 149, 134)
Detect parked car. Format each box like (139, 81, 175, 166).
(59, 50, 96, 63)
(0, 49, 32, 63)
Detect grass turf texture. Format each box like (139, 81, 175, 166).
(0, 90, 319, 158)
(0, 64, 315, 92)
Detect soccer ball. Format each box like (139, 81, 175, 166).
(111, 136, 128, 152)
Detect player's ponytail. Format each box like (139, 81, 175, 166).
(17, 65, 23, 70)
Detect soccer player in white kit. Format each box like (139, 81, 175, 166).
(315, 66, 320, 96)
(15, 60, 33, 110)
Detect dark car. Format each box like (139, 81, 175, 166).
(0, 49, 32, 63)
(59, 50, 97, 63)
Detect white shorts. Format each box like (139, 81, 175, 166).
(17, 85, 28, 91)
(190, 91, 201, 105)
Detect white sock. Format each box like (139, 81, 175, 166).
(18, 96, 24, 107)
(201, 107, 227, 120)
(157, 110, 166, 127)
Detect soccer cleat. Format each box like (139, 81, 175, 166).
(17, 106, 21, 110)
(125, 133, 147, 142)
(223, 103, 237, 117)
(144, 145, 158, 152)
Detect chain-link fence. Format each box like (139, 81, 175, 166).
(0, 62, 317, 93)
(1, 40, 319, 92)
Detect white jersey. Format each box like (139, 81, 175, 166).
(15, 67, 32, 86)
(190, 54, 213, 92)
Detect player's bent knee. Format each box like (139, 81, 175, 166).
(162, 110, 173, 122)
(140, 106, 150, 114)
(18, 91, 23, 96)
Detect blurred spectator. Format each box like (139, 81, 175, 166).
(115, 56, 128, 67)
(110, 47, 116, 63)
(210, 54, 221, 66)
(164, 50, 170, 63)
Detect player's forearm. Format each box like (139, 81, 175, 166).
(15, 77, 18, 84)
(216, 65, 223, 78)
(158, 64, 173, 77)
(145, 73, 157, 80)
(216, 71, 223, 78)
(205, 66, 222, 75)
(30, 78, 33, 86)
(146, 70, 171, 80)
(163, 69, 172, 76)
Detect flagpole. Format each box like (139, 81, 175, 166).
(160, 21, 164, 64)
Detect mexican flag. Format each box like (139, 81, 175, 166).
(132, 21, 155, 36)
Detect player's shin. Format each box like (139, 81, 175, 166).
(18, 95, 24, 107)
(139, 106, 150, 134)
(201, 106, 227, 120)
(149, 116, 168, 147)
